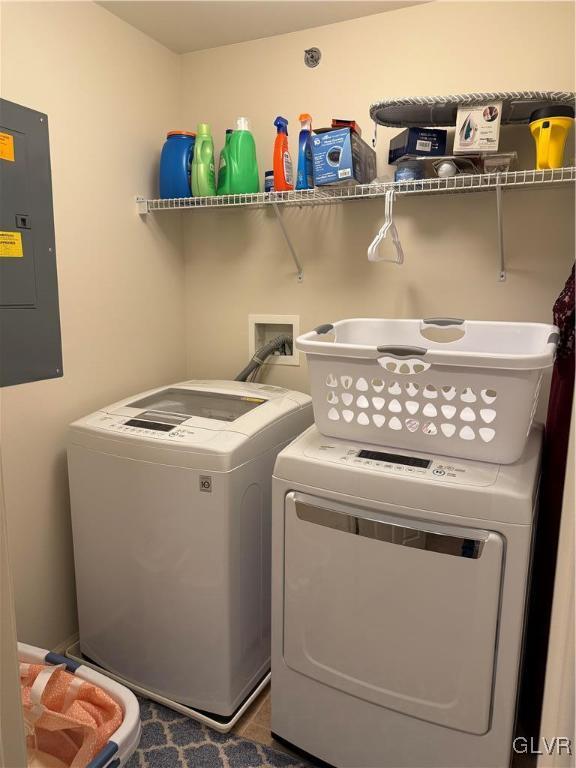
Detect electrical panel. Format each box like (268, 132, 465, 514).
(0, 99, 62, 387)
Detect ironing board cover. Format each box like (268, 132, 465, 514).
(369, 91, 576, 127)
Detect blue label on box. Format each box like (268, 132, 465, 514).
(311, 128, 354, 185)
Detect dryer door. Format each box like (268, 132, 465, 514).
(283, 492, 504, 735)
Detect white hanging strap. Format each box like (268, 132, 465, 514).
(26, 663, 67, 728)
(389, 221, 404, 265)
(62, 675, 84, 713)
(367, 189, 404, 264)
(367, 189, 392, 262)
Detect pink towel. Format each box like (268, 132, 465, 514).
(20, 662, 122, 768)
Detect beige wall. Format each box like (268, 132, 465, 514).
(0, 2, 187, 648)
(180, 1, 575, 393)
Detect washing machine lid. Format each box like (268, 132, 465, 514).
(125, 387, 266, 423)
(105, 380, 310, 433)
(68, 380, 312, 470)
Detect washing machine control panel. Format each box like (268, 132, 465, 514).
(91, 413, 206, 443)
(304, 440, 499, 486)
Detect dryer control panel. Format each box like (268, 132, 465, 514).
(304, 439, 499, 486)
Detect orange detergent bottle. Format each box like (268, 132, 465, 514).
(273, 116, 293, 191)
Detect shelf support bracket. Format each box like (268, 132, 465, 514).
(272, 203, 303, 282)
(136, 196, 149, 215)
(495, 179, 506, 282)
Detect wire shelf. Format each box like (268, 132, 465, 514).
(138, 167, 575, 213)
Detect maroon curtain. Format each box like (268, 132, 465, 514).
(520, 265, 575, 738)
(542, 266, 575, 513)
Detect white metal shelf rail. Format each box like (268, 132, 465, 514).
(136, 167, 575, 281)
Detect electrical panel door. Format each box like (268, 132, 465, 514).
(0, 99, 62, 386)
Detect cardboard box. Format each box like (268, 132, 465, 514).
(388, 127, 447, 163)
(454, 102, 502, 153)
(331, 118, 363, 137)
(311, 128, 376, 185)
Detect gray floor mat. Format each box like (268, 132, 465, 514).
(125, 696, 313, 768)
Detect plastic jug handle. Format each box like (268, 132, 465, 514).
(538, 122, 551, 170)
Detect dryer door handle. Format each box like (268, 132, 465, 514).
(295, 501, 486, 559)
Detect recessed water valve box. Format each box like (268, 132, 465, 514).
(248, 315, 300, 367)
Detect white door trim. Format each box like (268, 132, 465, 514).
(0, 387, 27, 768)
(538, 400, 575, 768)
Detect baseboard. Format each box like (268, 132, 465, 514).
(51, 631, 79, 655)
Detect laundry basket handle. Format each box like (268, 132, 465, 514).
(45, 651, 81, 673)
(422, 317, 465, 327)
(377, 345, 427, 356)
(86, 742, 119, 768)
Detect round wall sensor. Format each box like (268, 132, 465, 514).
(304, 48, 321, 68)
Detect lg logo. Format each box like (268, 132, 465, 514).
(199, 476, 212, 493)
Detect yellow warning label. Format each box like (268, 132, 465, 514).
(0, 132, 15, 162)
(0, 231, 23, 257)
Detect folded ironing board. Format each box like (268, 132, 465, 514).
(370, 91, 576, 127)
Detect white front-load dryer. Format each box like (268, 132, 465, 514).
(271, 425, 541, 768)
(68, 380, 312, 718)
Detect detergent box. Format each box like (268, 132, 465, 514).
(388, 127, 447, 163)
(311, 127, 376, 185)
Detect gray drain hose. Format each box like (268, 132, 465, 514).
(235, 335, 293, 382)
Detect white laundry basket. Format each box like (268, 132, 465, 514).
(18, 643, 141, 768)
(296, 317, 558, 464)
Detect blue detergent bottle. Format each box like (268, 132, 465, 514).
(296, 113, 314, 190)
(159, 131, 196, 199)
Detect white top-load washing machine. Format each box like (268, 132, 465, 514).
(271, 425, 541, 768)
(68, 380, 312, 718)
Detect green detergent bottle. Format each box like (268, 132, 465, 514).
(229, 117, 259, 194)
(217, 129, 233, 195)
(192, 123, 216, 196)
